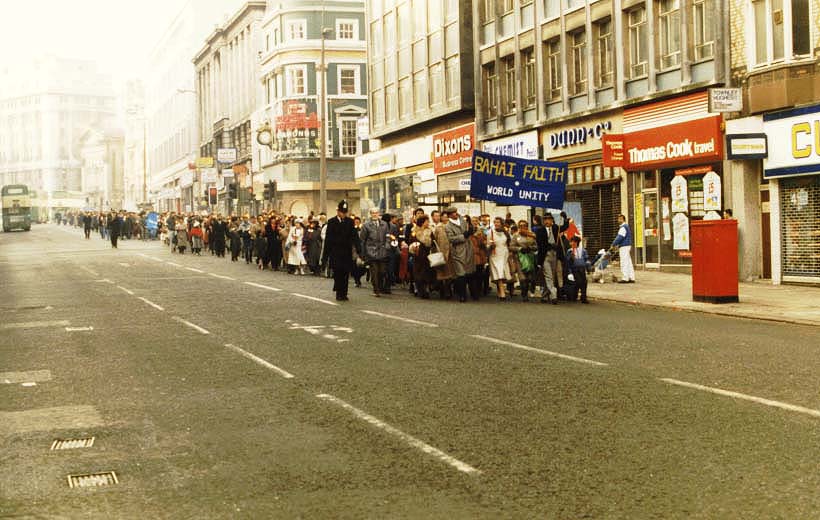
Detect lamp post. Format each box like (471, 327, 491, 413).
(318, 26, 333, 215)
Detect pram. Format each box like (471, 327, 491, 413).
(591, 249, 619, 283)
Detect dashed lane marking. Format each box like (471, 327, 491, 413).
(316, 393, 481, 475)
(116, 286, 134, 295)
(94, 279, 114, 284)
(0, 370, 52, 384)
(138, 297, 164, 311)
(65, 326, 94, 332)
(660, 378, 820, 419)
(244, 281, 283, 292)
(291, 293, 338, 306)
(208, 273, 235, 281)
(470, 335, 608, 367)
(166, 262, 182, 268)
(224, 344, 295, 379)
(185, 267, 205, 273)
(172, 316, 210, 335)
(79, 266, 99, 276)
(1, 320, 71, 330)
(361, 310, 438, 328)
(118, 262, 130, 268)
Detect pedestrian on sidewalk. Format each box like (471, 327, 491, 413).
(611, 214, 635, 283)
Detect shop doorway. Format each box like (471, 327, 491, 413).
(633, 171, 660, 266)
(760, 185, 771, 279)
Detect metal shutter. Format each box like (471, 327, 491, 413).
(779, 176, 820, 278)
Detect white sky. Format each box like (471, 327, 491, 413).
(0, 0, 189, 82)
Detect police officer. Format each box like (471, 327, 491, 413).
(321, 200, 360, 301)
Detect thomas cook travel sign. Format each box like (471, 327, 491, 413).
(470, 150, 568, 209)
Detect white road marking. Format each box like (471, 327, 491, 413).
(166, 261, 182, 268)
(147, 256, 164, 262)
(1, 320, 70, 330)
(0, 370, 52, 384)
(118, 262, 130, 268)
(116, 286, 135, 295)
(185, 267, 205, 273)
(660, 378, 820, 419)
(208, 273, 235, 280)
(291, 293, 338, 306)
(138, 297, 164, 311)
(362, 310, 438, 328)
(224, 344, 295, 379)
(316, 394, 481, 475)
(172, 316, 210, 335)
(65, 326, 94, 332)
(470, 335, 608, 367)
(244, 281, 283, 292)
(94, 279, 114, 284)
(79, 266, 99, 276)
(21, 382, 37, 387)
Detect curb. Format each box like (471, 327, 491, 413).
(590, 295, 819, 328)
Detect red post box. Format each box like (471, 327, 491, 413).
(690, 219, 739, 303)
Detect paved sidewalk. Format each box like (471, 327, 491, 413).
(590, 269, 820, 327)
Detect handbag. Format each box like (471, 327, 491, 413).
(428, 240, 446, 268)
(518, 251, 536, 273)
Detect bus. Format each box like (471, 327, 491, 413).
(1, 184, 32, 232)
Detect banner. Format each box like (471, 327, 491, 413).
(145, 212, 159, 231)
(469, 150, 567, 209)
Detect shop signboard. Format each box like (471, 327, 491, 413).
(469, 150, 568, 209)
(763, 103, 820, 179)
(195, 157, 214, 168)
(602, 116, 724, 170)
(179, 171, 194, 188)
(217, 148, 237, 164)
(708, 88, 743, 112)
(458, 178, 471, 191)
(201, 168, 218, 184)
(433, 123, 475, 175)
(357, 117, 369, 141)
(726, 134, 768, 160)
(481, 130, 538, 159)
(602, 135, 626, 167)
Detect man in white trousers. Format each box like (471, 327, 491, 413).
(611, 214, 635, 283)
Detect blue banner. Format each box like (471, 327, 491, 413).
(469, 150, 568, 209)
(145, 212, 159, 231)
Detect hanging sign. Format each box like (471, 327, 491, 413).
(670, 175, 688, 213)
(469, 150, 567, 209)
(703, 171, 722, 211)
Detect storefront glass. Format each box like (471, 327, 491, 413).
(387, 175, 416, 218)
(359, 179, 387, 213)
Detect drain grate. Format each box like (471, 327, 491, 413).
(67, 471, 118, 488)
(51, 437, 95, 450)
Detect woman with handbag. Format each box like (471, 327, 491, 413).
(508, 220, 538, 302)
(487, 217, 511, 301)
(411, 214, 435, 299)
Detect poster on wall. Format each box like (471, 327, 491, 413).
(673, 212, 690, 250)
(662, 197, 671, 241)
(703, 171, 722, 211)
(671, 176, 688, 213)
(633, 193, 644, 248)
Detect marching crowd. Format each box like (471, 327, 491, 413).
(65, 202, 637, 304)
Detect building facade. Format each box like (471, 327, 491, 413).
(123, 80, 146, 211)
(195, 1, 266, 216)
(355, 0, 475, 220)
(473, 0, 728, 259)
(0, 56, 117, 217)
(79, 128, 125, 211)
(725, 0, 820, 284)
(147, 0, 246, 213)
(254, 0, 368, 217)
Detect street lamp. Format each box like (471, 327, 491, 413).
(318, 26, 333, 215)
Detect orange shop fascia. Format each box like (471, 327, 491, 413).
(602, 115, 724, 170)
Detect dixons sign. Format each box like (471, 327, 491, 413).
(433, 123, 475, 174)
(603, 116, 723, 170)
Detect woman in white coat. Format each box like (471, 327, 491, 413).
(487, 217, 511, 300)
(287, 220, 308, 274)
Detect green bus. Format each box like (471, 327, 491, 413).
(1, 184, 32, 232)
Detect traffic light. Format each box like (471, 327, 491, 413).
(228, 182, 238, 199)
(208, 187, 217, 205)
(263, 183, 271, 201)
(271, 180, 277, 201)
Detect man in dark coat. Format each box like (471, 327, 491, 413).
(322, 200, 360, 301)
(211, 216, 227, 257)
(535, 211, 569, 304)
(82, 212, 92, 239)
(107, 212, 122, 248)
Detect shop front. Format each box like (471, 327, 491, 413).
(429, 123, 479, 216)
(543, 112, 623, 253)
(763, 103, 820, 284)
(604, 92, 725, 268)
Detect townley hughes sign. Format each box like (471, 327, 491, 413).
(469, 150, 568, 209)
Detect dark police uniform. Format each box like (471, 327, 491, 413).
(322, 201, 360, 301)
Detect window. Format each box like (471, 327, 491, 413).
(340, 119, 359, 156)
(398, 3, 411, 46)
(337, 19, 358, 40)
(339, 66, 360, 95)
(595, 19, 613, 87)
(412, 0, 426, 37)
(571, 30, 587, 95)
(265, 33, 270, 51)
(285, 66, 306, 95)
(546, 39, 562, 100)
(372, 89, 385, 126)
(430, 63, 444, 106)
(413, 72, 427, 112)
(445, 56, 460, 101)
(480, 0, 496, 23)
(753, 0, 809, 65)
(287, 20, 306, 41)
(482, 62, 498, 118)
(659, 0, 681, 68)
(692, 0, 714, 60)
(522, 48, 536, 109)
(370, 20, 383, 56)
(628, 7, 648, 78)
(501, 55, 516, 114)
(502, 0, 514, 13)
(399, 78, 412, 117)
(386, 84, 397, 122)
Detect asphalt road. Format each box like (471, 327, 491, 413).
(2, 224, 820, 519)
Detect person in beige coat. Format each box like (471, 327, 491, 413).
(432, 210, 454, 299)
